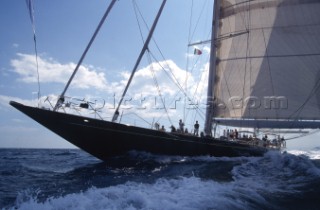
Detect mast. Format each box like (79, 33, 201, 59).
(53, 0, 117, 111)
(112, 0, 167, 122)
(204, 0, 220, 136)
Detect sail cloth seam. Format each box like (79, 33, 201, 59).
(219, 23, 320, 36)
(222, 0, 253, 119)
(217, 53, 320, 62)
(220, 0, 320, 19)
(214, 0, 320, 131)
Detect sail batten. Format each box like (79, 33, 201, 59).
(212, 0, 320, 128)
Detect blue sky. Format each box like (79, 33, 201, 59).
(0, 0, 319, 150)
(0, 0, 213, 148)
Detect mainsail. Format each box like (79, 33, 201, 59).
(211, 0, 320, 128)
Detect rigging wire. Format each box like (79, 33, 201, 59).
(131, 0, 213, 130)
(283, 72, 320, 134)
(184, 0, 209, 125)
(185, 0, 214, 127)
(132, 0, 206, 126)
(132, 0, 173, 126)
(281, 129, 320, 141)
(111, 0, 168, 122)
(188, 0, 209, 46)
(132, 0, 146, 44)
(54, 0, 117, 111)
(25, 0, 41, 105)
(148, 51, 205, 114)
(132, 3, 188, 100)
(290, 75, 320, 119)
(146, 52, 174, 126)
(183, 0, 195, 123)
(148, 51, 207, 123)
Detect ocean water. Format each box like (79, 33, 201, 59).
(1, 148, 320, 210)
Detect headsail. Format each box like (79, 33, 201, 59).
(212, 0, 320, 128)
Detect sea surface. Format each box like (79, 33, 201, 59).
(1, 147, 320, 210)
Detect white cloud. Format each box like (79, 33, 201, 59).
(7, 54, 209, 129)
(128, 60, 196, 97)
(11, 53, 109, 90)
(10, 53, 207, 100)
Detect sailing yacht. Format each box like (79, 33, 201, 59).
(10, 0, 320, 161)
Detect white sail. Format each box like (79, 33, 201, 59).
(212, 0, 320, 128)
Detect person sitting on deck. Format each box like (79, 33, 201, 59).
(170, 125, 176, 133)
(160, 125, 166, 132)
(184, 128, 189, 134)
(262, 134, 268, 141)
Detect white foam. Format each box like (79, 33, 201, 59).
(231, 151, 320, 194)
(288, 149, 320, 160)
(14, 176, 270, 210)
(13, 151, 320, 210)
(127, 150, 253, 164)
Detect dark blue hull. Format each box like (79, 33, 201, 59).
(10, 101, 268, 161)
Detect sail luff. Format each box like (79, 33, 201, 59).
(204, 0, 221, 135)
(212, 0, 320, 128)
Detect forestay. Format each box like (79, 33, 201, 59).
(212, 0, 320, 128)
